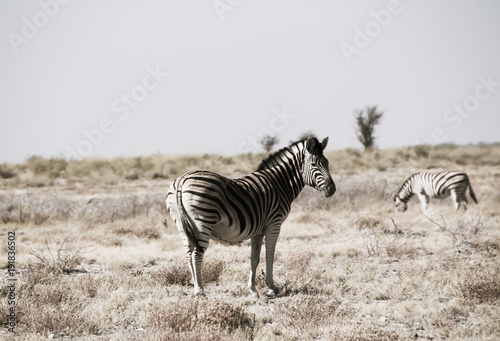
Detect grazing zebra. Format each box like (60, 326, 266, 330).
(166, 137, 335, 296)
(394, 171, 478, 212)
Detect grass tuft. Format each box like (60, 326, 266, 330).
(460, 272, 500, 305)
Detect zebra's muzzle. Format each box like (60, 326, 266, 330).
(323, 181, 336, 197)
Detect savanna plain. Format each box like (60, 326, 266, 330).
(0, 144, 499, 340)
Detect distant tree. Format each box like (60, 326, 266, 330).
(354, 106, 384, 151)
(298, 130, 317, 140)
(260, 135, 279, 152)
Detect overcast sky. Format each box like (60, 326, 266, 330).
(1, 0, 499, 162)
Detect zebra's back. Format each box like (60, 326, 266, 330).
(167, 170, 284, 245)
(417, 171, 470, 198)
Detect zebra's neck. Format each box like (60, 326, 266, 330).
(257, 141, 306, 203)
(397, 175, 416, 202)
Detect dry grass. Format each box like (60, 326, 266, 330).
(0, 143, 499, 340)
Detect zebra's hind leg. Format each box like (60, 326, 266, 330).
(248, 235, 264, 297)
(179, 230, 205, 296)
(264, 229, 280, 297)
(183, 243, 196, 287)
(451, 190, 467, 211)
(191, 247, 205, 296)
(463, 196, 469, 211)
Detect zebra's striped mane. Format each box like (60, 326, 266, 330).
(257, 138, 323, 171)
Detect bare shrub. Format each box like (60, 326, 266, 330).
(456, 214, 489, 240)
(422, 212, 490, 245)
(355, 216, 384, 257)
(29, 237, 88, 274)
(383, 218, 425, 258)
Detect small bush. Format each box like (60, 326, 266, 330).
(414, 144, 430, 158)
(147, 260, 224, 287)
(460, 272, 500, 304)
(273, 295, 341, 332)
(149, 299, 254, 334)
(148, 264, 192, 286)
(0, 165, 15, 179)
(197, 299, 254, 332)
(202, 259, 225, 283)
(149, 300, 197, 333)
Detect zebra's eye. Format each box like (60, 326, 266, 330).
(310, 162, 316, 167)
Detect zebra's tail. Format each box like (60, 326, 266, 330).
(467, 176, 478, 204)
(176, 182, 203, 251)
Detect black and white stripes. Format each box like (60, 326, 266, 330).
(166, 137, 335, 296)
(394, 171, 478, 212)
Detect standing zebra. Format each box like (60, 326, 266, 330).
(166, 137, 335, 296)
(394, 171, 478, 212)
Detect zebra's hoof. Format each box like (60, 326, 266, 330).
(193, 288, 206, 297)
(266, 288, 278, 298)
(249, 290, 260, 299)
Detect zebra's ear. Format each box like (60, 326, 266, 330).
(305, 137, 316, 154)
(321, 137, 329, 150)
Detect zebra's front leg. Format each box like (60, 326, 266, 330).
(248, 235, 264, 297)
(417, 193, 429, 211)
(264, 229, 280, 297)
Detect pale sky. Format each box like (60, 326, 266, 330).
(1, 0, 499, 162)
